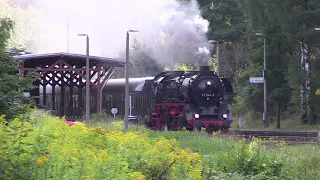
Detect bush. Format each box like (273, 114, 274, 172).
(143, 130, 289, 179)
(0, 110, 202, 180)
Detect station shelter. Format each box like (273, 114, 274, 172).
(16, 52, 126, 118)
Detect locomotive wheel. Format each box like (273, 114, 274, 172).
(162, 124, 168, 131)
(220, 128, 229, 133)
(195, 120, 201, 132)
(162, 107, 171, 131)
(186, 126, 194, 131)
(177, 115, 185, 131)
(206, 124, 214, 134)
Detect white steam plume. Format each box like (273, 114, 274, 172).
(12, 0, 212, 66)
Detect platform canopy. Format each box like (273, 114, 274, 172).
(16, 52, 126, 117)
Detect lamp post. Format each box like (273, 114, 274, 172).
(208, 40, 220, 76)
(125, 30, 139, 131)
(255, 32, 267, 128)
(77, 33, 90, 122)
(66, 23, 70, 53)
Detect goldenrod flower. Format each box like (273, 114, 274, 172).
(36, 155, 48, 166)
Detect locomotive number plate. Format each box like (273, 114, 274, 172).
(202, 93, 215, 97)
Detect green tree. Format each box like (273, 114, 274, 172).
(310, 55, 320, 121)
(0, 0, 41, 52)
(0, 17, 37, 120)
(111, 38, 164, 78)
(237, 0, 320, 123)
(196, 0, 248, 82)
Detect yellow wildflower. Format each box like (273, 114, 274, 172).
(128, 172, 146, 180)
(36, 155, 48, 166)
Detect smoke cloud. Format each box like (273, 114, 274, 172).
(9, 0, 212, 66)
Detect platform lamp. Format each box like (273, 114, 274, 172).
(125, 30, 139, 131)
(77, 33, 90, 122)
(255, 32, 267, 128)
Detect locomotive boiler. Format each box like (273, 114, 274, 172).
(149, 65, 234, 132)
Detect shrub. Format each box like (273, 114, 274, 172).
(0, 110, 202, 180)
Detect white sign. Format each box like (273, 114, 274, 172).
(249, 77, 264, 84)
(238, 116, 246, 128)
(23, 92, 30, 98)
(111, 108, 118, 120)
(111, 108, 118, 114)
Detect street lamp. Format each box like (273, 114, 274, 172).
(77, 33, 90, 122)
(255, 32, 267, 128)
(315, 27, 320, 31)
(66, 23, 70, 53)
(125, 30, 139, 131)
(208, 40, 220, 76)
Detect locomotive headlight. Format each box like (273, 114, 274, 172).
(206, 81, 212, 86)
(194, 114, 200, 119)
(222, 114, 228, 119)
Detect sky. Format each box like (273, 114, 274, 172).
(8, 0, 214, 66)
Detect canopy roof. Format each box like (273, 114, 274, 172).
(14, 52, 126, 67)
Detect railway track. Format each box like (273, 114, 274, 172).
(226, 130, 320, 144)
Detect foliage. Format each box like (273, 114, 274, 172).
(163, 63, 196, 71)
(234, 0, 320, 123)
(0, 17, 37, 120)
(139, 126, 320, 179)
(111, 38, 164, 78)
(0, 0, 41, 52)
(119, 128, 285, 178)
(198, 0, 246, 43)
(0, 110, 202, 180)
(310, 56, 320, 119)
(2, 111, 320, 179)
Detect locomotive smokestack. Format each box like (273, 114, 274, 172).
(199, 66, 210, 72)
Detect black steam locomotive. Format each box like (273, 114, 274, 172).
(148, 66, 234, 132)
(38, 65, 234, 132)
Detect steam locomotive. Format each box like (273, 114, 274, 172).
(147, 65, 234, 132)
(37, 65, 234, 132)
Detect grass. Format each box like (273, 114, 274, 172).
(74, 111, 320, 179)
(144, 128, 320, 179)
(2, 109, 319, 179)
(231, 115, 319, 131)
(85, 115, 320, 179)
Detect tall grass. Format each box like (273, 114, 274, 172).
(87, 117, 320, 179)
(0, 110, 203, 180)
(3, 109, 318, 179)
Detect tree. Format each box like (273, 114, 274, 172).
(196, 0, 248, 83)
(0, 17, 37, 120)
(0, 0, 41, 52)
(237, 0, 320, 124)
(111, 38, 164, 79)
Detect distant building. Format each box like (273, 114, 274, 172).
(5, 47, 32, 56)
